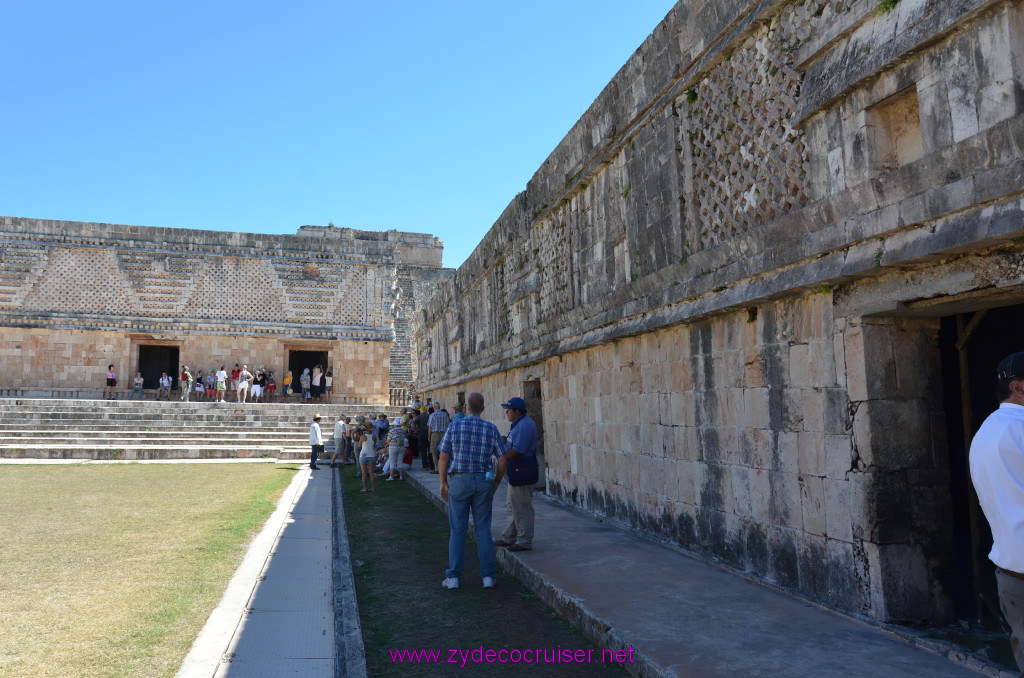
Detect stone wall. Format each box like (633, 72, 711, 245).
(414, 0, 1024, 622)
(0, 218, 449, 403)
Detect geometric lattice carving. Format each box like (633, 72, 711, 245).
(682, 2, 825, 252)
(535, 212, 573, 323)
(184, 258, 285, 321)
(24, 248, 138, 316)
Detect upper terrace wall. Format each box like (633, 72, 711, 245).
(414, 0, 1024, 623)
(0, 218, 444, 342)
(416, 0, 1024, 384)
(0, 218, 451, 400)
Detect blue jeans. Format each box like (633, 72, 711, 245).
(446, 472, 496, 580)
(129, 385, 143, 400)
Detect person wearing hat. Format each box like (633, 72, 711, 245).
(494, 396, 539, 552)
(971, 351, 1024, 673)
(309, 413, 324, 470)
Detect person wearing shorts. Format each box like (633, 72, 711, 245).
(237, 365, 252, 404)
(215, 366, 228, 403)
(357, 425, 376, 493)
(104, 364, 117, 400)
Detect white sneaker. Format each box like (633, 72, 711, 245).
(482, 576, 496, 589)
(441, 577, 460, 589)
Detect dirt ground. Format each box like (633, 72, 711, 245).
(340, 468, 630, 677)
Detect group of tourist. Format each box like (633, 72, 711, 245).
(307, 391, 540, 593)
(100, 362, 335, 403)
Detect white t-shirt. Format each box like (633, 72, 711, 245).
(216, 370, 227, 386)
(310, 422, 323, 446)
(159, 376, 172, 389)
(334, 420, 348, 440)
(970, 402, 1024, 572)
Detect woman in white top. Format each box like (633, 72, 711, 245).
(357, 426, 376, 493)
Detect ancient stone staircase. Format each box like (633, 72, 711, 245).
(389, 269, 414, 385)
(0, 399, 403, 461)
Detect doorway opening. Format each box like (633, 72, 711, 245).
(137, 345, 179, 390)
(288, 350, 329, 388)
(940, 303, 1024, 626)
(522, 379, 545, 488)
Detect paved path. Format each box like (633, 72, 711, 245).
(179, 464, 365, 678)
(405, 468, 1007, 678)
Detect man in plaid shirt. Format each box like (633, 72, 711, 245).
(438, 392, 508, 590)
(428, 401, 451, 472)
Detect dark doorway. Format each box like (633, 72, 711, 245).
(940, 303, 1024, 625)
(523, 379, 545, 488)
(138, 345, 179, 390)
(288, 350, 329, 388)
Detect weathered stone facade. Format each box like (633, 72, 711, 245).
(414, 0, 1024, 623)
(0, 218, 451, 403)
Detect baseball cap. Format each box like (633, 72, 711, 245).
(997, 352, 1024, 380)
(501, 397, 527, 410)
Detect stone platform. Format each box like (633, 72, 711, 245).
(0, 398, 403, 461)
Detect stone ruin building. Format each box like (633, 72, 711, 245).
(412, 0, 1024, 628)
(0, 217, 452, 405)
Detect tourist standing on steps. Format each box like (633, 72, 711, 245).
(237, 365, 252, 404)
(180, 366, 193, 402)
(300, 368, 311, 400)
(215, 366, 228, 403)
(104, 364, 117, 400)
(495, 396, 539, 552)
(309, 413, 323, 470)
(971, 351, 1024, 674)
(438, 392, 508, 590)
(231, 364, 240, 400)
(157, 372, 172, 400)
(312, 364, 323, 402)
(324, 369, 333, 401)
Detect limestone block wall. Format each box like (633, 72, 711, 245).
(415, 0, 1024, 623)
(0, 328, 391, 404)
(0, 219, 448, 400)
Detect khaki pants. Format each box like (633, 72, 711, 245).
(501, 483, 536, 548)
(997, 568, 1024, 675)
(429, 431, 444, 471)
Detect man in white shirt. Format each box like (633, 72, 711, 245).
(215, 366, 228, 403)
(309, 413, 324, 470)
(331, 415, 351, 467)
(157, 372, 172, 400)
(970, 351, 1024, 673)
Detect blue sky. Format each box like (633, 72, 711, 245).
(1, 1, 676, 269)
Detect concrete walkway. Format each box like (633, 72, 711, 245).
(179, 464, 365, 678)
(404, 467, 1008, 678)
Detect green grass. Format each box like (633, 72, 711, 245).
(0, 463, 299, 678)
(341, 469, 629, 677)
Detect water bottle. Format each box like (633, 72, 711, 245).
(485, 455, 495, 480)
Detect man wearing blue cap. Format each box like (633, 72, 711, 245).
(494, 396, 539, 552)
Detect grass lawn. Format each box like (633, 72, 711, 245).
(341, 469, 628, 677)
(0, 463, 300, 678)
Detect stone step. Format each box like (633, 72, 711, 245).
(0, 445, 284, 460)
